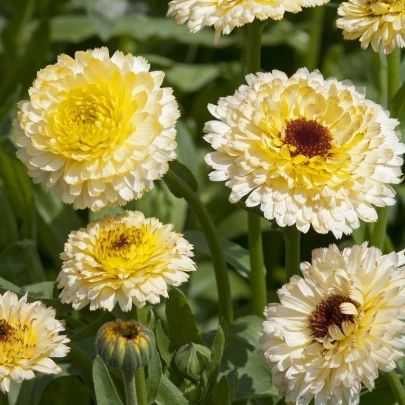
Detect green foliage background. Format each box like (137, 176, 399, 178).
(0, 0, 404, 404)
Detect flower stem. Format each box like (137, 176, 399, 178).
(135, 368, 148, 405)
(283, 226, 301, 281)
(303, 6, 326, 70)
(372, 49, 401, 250)
(384, 370, 405, 405)
(246, 20, 267, 317)
(164, 169, 233, 324)
(248, 214, 267, 317)
(122, 370, 138, 405)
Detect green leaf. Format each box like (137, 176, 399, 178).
(164, 162, 198, 199)
(390, 79, 405, 119)
(175, 120, 199, 177)
(155, 320, 175, 367)
(0, 192, 18, 252)
(71, 312, 114, 343)
(212, 376, 230, 405)
(92, 356, 123, 405)
(155, 375, 188, 405)
(165, 288, 203, 350)
(185, 231, 252, 278)
(360, 374, 396, 405)
(146, 344, 162, 404)
(23, 282, 55, 299)
(0, 240, 46, 285)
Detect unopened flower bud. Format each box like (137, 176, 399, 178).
(174, 342, 211, 380)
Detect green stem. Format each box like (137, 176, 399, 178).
(248, 214, 267, 317)
(135, 368, 148, 405)
(372, 49, 401, 250)
(164, 169, 233, 324)
(246, 19, 267, 317)
(303, 7, 326, 70)
(384, 371, 405, 405)
(122, 370, 138, 405)
(283, 226, 301, 281)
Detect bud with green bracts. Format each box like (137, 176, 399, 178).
(96, 319, 154, 371)
(174, 342, 211, 380)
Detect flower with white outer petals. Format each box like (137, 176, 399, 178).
(57, 210, 196, 312)
(15, 47, 179, 211)
(337, 0, 405, 55)
(167, 0, 329, 43)
(0, 291, 70, 393)
(204, 68, 405, 238)
(260, 243, 405, 405)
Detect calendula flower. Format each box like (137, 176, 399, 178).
(57, 210, 196, 312)
(96, 319, 154, 371)
(0, 291, 70, 393)
(167, 0, 329, 43)
(15, 47, 179, 211)
(337, 0, 405, 54)
(204, 68, 405, 237)
(260, 243, 405, 405)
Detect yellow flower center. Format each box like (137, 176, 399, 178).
(284, 118, 333, 158)
(107, 320, 143, 342)
(47, 84, 135, 160)
(95, 222, 171, 276)
(370, 0, 405, 15)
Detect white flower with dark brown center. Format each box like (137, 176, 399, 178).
(57, 210, 196, 311)
(260, 243, 405, 405)
(204, 68, 405, 237)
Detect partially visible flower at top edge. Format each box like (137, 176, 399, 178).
(337, 0, 405, 55)
(0, 291, 70, 393)
(167, 0, 330, 44)
(57, 210, 196, 312)
(14, 47, 179, 211)
(204, 68, 405, 238)
(260, 243, 405, 405)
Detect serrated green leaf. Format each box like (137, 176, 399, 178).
(155, 375, 188, 405)
(212, 376, 230, 405)
(92, 356, 123, 405)
(155, 320, 175, 367)
(165, 288, 203, 350)
(146, 344, 162, 404)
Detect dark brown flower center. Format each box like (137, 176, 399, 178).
(111, 320, 142, 340)
(0, 319, 14, 343)
(308, 294, 356, 339)
(284, 118, 332, 158)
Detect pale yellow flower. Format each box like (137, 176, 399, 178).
(260, 243, 405, 405)
(167, 0, 329, 43)
(15, 47, 179, 211)
(204, 68, 405, 238)
(0, 291, 70, 393)
(337, 0, 405, 54)
(57, 211, 196, 312)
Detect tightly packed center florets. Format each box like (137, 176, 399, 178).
(284, 118, 332, 158)
(0, 320, 14, 343)
(109, 320, 142, 341)
(308, 294, 357, 339)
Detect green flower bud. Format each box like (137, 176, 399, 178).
(174, 342, 211, 380)
(96, 319, 153, 371)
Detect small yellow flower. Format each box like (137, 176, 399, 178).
(260, 243, 405, 404)
(96, 319, 153, 371)
(204, 68, 405, 237)
(337, 0, 405, 54)
(167, 0, 329, 43)
(0, 291, 70, 393)
(57, 211, 196, 312)
(15, 47, 179, 211)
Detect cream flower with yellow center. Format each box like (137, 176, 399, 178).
(204, 68, 405, 237)
(57, 211, 196, 311)
(337, 0, 405, 54)
(0, 291, 70, 393)
(167, 0, 329, 43)
(15, 47, 179, 211)
(260, 243, 405, 405)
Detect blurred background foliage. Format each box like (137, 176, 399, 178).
(0, 0, 403, 404)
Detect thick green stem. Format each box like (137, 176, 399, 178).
(303, 7, 326, 70)
(372, 49, 401, 250)
(246, 20, 267, 317)
(122, 370, 138, 405)
(384, 371, 405, 405)
(283, 226, 301, 281)
(248, 214, 267, 317)
(164, 169, 233, 324)
(135, 368, 148, 405)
